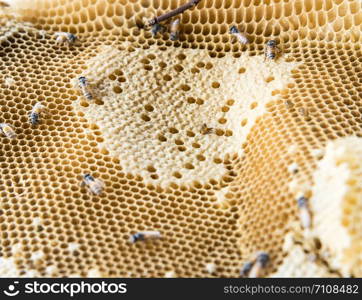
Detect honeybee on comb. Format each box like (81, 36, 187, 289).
(248, 252, 270, 278)
(200, 123, 213, 135)
(0, 123, 16, 139)
(151, 23, 166, 36)
(170, 18, 180, 41)
(265, 40, 281, 60)
(78, 76, 93, 101)
(229, 26, 249, 45)
(297, 196, 312, 229)
(239, 261, 253, 277)
(129, 231, 162, 243)
(54, 32, 77, 45)
(30, 102, 48, 126)
(4, 76, 15, 87)
(81, 174, 104, 195)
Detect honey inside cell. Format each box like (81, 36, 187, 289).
(0, 0, 362, 278)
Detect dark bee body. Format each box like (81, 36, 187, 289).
(0, 123, 16, 139)
(67, 33, 77, 44)
(170, 18, 180, 41)
(78, 76, 93, 101)
(30, 102, 47, 126)
(81, 173, 104, 195)
(229, 26, 249, 44)
(265, 40, 280, 60)
(297, 196, 312, 229)
(129, 231, 161, 243)
(30, 113, 40, 126)
(55, 32, 77, 45)
(249, 252, 269, 278)
(151, 23, 166, 36)
(239, 261, 253, 277)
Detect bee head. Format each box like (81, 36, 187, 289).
(239, 261, 253, 276)
(78, 76, 87, 85)
(297, 196, 308, 208)
(256, 252, 269, 267)
(68, 33, 77, 43)
(129, 233, 143, 243)
(83, 174, 92, 180)
(267, 40, 277, 47)
(151, 24, 162, 35)
(229, 26, 239, 34)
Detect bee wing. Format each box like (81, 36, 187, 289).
(94, 179, 105, 188)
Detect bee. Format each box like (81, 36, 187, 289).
(0, 123, 16, 138)
(265, 40, 280, 60)
(248, 252, 269, 278)
(229, 26, 249, 45)
(205, 263, 216, 274)
(164, 271, 175, 278)
(151, 23, 166, 36)
(284, 100, 293, 109)
(297, 196, 312, 229)
(54, 32, 77, 45)
(170, 18, 180, 41)
(4, 76, 15, 87)
(78, 76, 93, 101)
(81, 174, 104, 195)
(38, 30, 48, 39)
(30, 102, 48, 126)
(200, 123, 213, 135)
(129, 231, 162, 243)
(288, 162, 299, 174)
(239, 261, 253, 277)
(298, 107, 309, 118)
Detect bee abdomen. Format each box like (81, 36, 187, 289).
(0, 124, 16, 139)
(6, 130, 16, 139)
(170, 19, 180, 41)
(84, 91, 93, 100)
(30, 113, 40, 125)
(7, 131, 16, 139)
(170, 32, 179, 41)
(237, 34, 249, 45)
(91, 186, 103, 195)
(266, 52, 276, 59)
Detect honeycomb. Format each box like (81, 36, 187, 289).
(0, 0, 362, 278)
(310, 137, 362, 277)
(269, 231, 339, 278)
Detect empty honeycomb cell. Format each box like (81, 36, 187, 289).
(0, 0, 362, 278)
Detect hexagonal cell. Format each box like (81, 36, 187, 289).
(0, 0, 362, 278)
